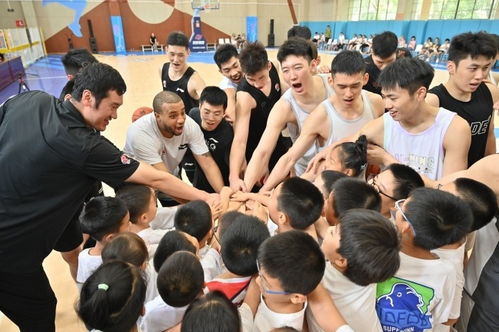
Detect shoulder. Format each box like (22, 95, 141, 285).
(485, 82, 499, 101)
(425, 91, 441, 107)
(446, 111, 470, 134)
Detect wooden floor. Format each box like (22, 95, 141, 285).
(0, 50, 497, 331)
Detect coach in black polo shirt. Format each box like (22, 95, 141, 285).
(0, 63, 218, 331)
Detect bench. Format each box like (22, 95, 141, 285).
(141, 44, 164, 53)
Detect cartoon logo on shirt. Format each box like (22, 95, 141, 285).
(206, 138, 219, 151)
(376, 277, 435, 332)
(120, 154, 131, 165)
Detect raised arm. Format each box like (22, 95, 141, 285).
(244, 99, 294, 191)
(229, 91, 256, 192)
(126, 162, 215, 203)
(223, 87, 237, 124)
(442, 115, 471, 176)
(194, 151, 224, 192)
(260, 105, 329, 191)
(187, 71, 206, 101)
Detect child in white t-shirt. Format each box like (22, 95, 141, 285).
(140, 251, 204, 332)
(205, 215, 270, 305)
(376, 188, 473, 332)
(77, 196, 130, 286)
(115, 183, 174, 257)
(254, 230, 350, 332)
(309, 209, 400, 332)
(174, 200, 223, 281)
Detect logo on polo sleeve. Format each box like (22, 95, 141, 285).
(120, 154, 131, 165)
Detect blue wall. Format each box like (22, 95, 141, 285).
(301, 19, 499, 44)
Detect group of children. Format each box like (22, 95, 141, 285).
(59, 27, 499, 332)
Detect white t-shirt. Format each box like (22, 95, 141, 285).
(144, 261, 159, 303)
(137, 227, 171, 258)
(308, 264, 382, 332)
(432, 242, 466, 320)
(150, 206, 177, 230)
(239, 303, 254, 332)
(219, 77, 238, 90)
(140, 295, 187, 332)
(376, 252, 457, 332)
(253, 296, 307, 332)
(123, 113, 208, 176)
(199, 245, 225, 282)
(76, 248, 103, 285)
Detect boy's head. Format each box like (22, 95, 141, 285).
(277, 38, 317, 92)
(153, 230, 198, 272)
(157, 251, 204, 307)
(221, 215, 270, 276)
(166, 31, 190, 70)
(326, 177, 381, 226)
(447, 32, 497, 93)
(397, 188, 472, 249)
(330, 50, 368, 104)
(198, 86, 227, 131)
(214, 44, 242, 84)
(79, 196, 129, 243)
(287, 26, 312, 40)
(369, 163, 424, 217)
(313, 170, 347, 199)
(115, 183, 157, 225)
(61, 48, 98, 79)
(371, 31, 398, 70)
(239, 42, 271, 89)
(181, 291, 240, 332)
(217, 210, 245, 241)
(174, 200, 213, 245)
(322, 209, 400, 286)
(257, 230, 325, 303)
(327, 135, 368, 177)
(268, 177, 324, 232)
(102, 232, 149, 268)
(441, 178, 497, 232)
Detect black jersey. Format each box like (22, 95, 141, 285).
(364, 56, 382, 96)
(429, 83, 493, 166)
(161, 63, 199, 113)
(189, 108, 233, 192)
(237, 63, 291, 170)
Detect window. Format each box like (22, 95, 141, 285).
(349, 0, 399, 21)
(429, 0, 497, 19)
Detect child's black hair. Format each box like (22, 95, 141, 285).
(102, 232, 149, 268)
(76, 261, 146, 332)
(174, 200, 212, 242)
(115, 183, 155, 224)
(153, 230, 197, 272)
(79, 196, 128, 242)
(157, 251, 204, 307)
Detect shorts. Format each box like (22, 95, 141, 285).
(54, 213, 83, 253)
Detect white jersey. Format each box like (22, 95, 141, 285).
(140, 295, 187, 332)
(253, 296, 307, 331)
(320, 90, 376, 148)
(123, 113, 208, 176)
(76, 248, 102, 285)
(283, 74, 333, 175)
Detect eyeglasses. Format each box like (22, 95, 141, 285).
(371, 176, 398, 201)
(256, 261, 290, 295)
(391, 199, 416, 235)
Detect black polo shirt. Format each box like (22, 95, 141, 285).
(0, 91, 139, 272)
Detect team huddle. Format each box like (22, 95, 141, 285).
(0, 28, 498, 332)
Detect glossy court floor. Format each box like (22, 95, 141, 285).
(0, 50, 498, 331)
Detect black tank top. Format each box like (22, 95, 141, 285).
(237, 63, 291, 170)
(161, 63, 199, 113)
(429, 83, 493, 166)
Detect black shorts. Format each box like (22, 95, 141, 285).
(54, 216, 83, 252)
(0, 267, 57, 331)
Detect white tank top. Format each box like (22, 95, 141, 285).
(383, 107, 456, 180)
(320, 90, 376, 148)
(283, 74, 334, 175)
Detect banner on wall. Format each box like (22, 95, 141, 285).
(110, 16, 126, 54)
(246, 16, 257, 43)
(189, 14, 207, 52)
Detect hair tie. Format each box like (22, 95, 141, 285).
(97, 283, 109, 291)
